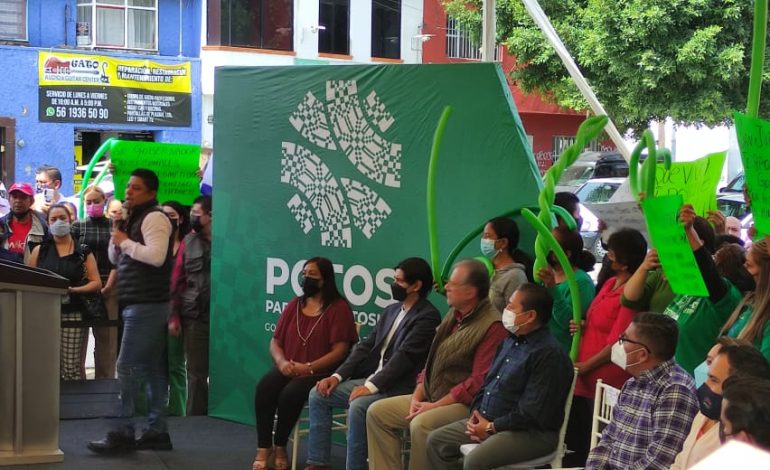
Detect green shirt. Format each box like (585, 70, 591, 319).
(621, 269, 676, 314)
(728, 302, 770, 363)
(548, 269, 596, 353)
(663, 282, 743, 374)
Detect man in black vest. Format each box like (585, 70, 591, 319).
(88, 168, 174, 454)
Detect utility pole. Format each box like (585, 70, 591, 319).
(481, 0, 496, 61)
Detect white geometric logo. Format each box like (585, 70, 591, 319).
(281, 80, 402, 248)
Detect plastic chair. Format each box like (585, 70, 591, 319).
(287, 406, 348, 470)
(459, 367, 578, 469)
(589, 379, 620, 449)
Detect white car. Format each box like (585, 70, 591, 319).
(574, 177, 625, 257)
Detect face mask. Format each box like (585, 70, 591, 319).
(610, 342, 644, 370)
(86, 203, 105, 218)
(302, 277, 321, 297)
(502, 308, 532, 335)
(190, 215, 204, 232)
(50, 220, 71, 237)
(480, 238, 498, 258)
(697, 383, 723, 420)
(693, 360, 709, 388)
(391, 282, 408, 302)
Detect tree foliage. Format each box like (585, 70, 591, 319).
(441, 0, 770, 134)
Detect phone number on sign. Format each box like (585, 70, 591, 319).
(51, 106, 110, 120)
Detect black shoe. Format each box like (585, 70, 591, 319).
(136, 429, 173, 451)
(87, 431, 136, 454)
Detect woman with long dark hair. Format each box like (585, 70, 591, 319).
(481, 217, 533, 313)
(253, 257, 358, 470)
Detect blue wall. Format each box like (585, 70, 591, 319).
(0, 1, 201, 195)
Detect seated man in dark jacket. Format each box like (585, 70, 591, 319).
(306, 257, 441, 470)
(427, 283, 574, 470)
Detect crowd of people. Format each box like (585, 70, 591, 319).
(0, 165, 213, 452)
(251, 190, 770, 470)
(2, 163, 770, 469)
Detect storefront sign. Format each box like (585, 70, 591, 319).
(38, 51, 191, 126)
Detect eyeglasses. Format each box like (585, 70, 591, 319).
(718, 422, 741, 444)
(618, 334, 650, 352)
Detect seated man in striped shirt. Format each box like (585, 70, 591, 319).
(586, 312, 699, 470)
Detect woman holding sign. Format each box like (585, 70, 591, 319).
(650, 205, 746, 375)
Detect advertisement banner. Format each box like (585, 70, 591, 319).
(210, 63, 543, 424)
(37, 51, 191, 126)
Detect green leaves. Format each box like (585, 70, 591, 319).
(441, 0, 767, 134)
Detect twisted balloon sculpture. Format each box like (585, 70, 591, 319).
(628, 130, 672, 202)
(521, 115, 608, 360)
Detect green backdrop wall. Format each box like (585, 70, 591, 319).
(210, 63, 543, 424)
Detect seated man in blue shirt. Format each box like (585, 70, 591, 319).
(426, 283, 574, 470)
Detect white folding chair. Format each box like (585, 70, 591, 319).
(460, 367, 579, 469)
(589, 379, 620, 449)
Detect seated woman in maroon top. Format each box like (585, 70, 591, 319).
(563, 228, 647, 467)
(253, 257, 358, 470)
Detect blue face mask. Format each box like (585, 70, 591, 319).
(693, 360, 709, 388)
(480, 238, 498, 259)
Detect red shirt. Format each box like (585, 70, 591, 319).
(7, 216, 32, 254)
(274, 297, 358, 368)
(575, 277, 634, 398)
(417, 309, 509, 405)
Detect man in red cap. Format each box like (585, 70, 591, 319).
(0, 182, 50, 263)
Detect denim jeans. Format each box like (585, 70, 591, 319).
(307, 378, 385, 470)
(115, 302, 170, 435)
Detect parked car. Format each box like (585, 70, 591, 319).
(716, 192, 750, 219)
(575, 177, 625, 259)
(555, 151, 603, 193)
(719, 172, 745, 195)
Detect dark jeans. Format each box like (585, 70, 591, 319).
(563, 395, 593, 467)
(254, 367, 329, 447)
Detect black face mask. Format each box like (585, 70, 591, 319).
(391, 282, 408, 302)
(190, 215, 203, 233)
(302, 277, 321, 297)
(697, 383, 723, 420)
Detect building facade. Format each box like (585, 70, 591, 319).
(0, 0, 202, 194)
(199, 0, 424, 149)
(422, 0, 604, 173)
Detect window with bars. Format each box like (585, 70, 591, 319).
(0, 0, 26, 41)
(319, 0, 349, 55)
(76, 0, 157, 50)
(207, 0, 293, 51)
(552, 135, 603, 160)
(372, 0, 400, 59)
(445, 16, 501, 60)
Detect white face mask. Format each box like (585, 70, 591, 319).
(611, 341, 644, 370)
(502, 308, 531, 335)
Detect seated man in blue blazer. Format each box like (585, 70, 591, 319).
(305, 257, 441, 470)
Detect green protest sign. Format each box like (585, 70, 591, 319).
(654, 152, 726, 216)
(111, 140, 201, 205)
(642, 195, 708, 297)
(734, 112, 770, 235)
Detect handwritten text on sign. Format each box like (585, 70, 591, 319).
(642, 195, 708, 297)
(734, 112, 770, 236)
(111, 140, 201, 205)
(654, 151, 726, 216)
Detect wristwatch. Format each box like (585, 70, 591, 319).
(485, 422, 496, 436)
